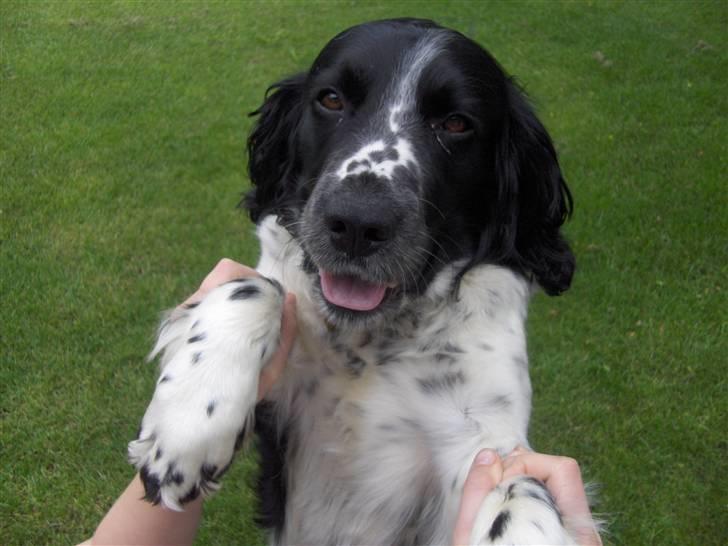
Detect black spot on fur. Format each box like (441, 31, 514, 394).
(184, 301, 200, 309)
(443, 342, 465, 354)
(201, 463, 218, 480)
(369, 151, 385, 163)
(191, 319, 200, 330)
(347, 159, 371, 173)
(489, 394, 512, 410)
(179, 484, 200, 504)
(188, 333, 206, 344)
(358, 331, 373, 348)
(154, 448, 163, 461)
(191, 351, 202, 365)
(139, 465, 161, 504)
(345, 351, 366, 377)
(206, 401, 216, 417)
(264, 276, 284, 295)
(519, 477, 563, 524)
(489, 509, 511, 541)
(158, 375, 171, 384)
(399, 417, 422, 430)
(199, 463, 220, 494)
(514, 356, 528, 368)
(434, 352, 458, 365)
(230, 283, 261, 300)
(163, 463, 184, 486)
(417, 370, 465, 393)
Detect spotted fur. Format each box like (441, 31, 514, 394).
(130, 18, 593, 545)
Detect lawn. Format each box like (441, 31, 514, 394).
(1, 1, 725, 544)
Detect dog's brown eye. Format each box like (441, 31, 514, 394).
(318, 90, 343, 111)
(443, 115, 470, 134)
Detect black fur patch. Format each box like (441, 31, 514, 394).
(163, 463, 184, 486)
(254, 401, 289, 534)
(206, 400, 216, 417)
(179, 485, 200, 504)
(139, 465, 161, 504)
(434, 352, 458, 365)
(158, 374, 171, 384)
(489, 509, 511, 541)
(489, 394, 512, 411)
(154, 448, 163, 461)
(188, 333, 206, 344)
(443, 342, 465, 354)
(417, 370, 465, 393)
(191, 351, 202, 365)
(201, 463, 218, 480)
(230, 284, 261, 300)
(345, 351, 366, 377)
(523, 479, 561, 520)
(199, 463, 220, 494)
(184, 301, 200, 309)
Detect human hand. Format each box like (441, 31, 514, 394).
(452, 448, 602, 546)
(502, 447, 602, 545)
(182, 258, 297, 401)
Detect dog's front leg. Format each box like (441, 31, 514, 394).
(128, 276, 285, 510)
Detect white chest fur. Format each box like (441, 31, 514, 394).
(255, 217, 534, 544)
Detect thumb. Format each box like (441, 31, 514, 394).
(452, 449, 503, 546)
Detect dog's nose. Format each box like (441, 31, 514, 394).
(324, 197, 397, 258)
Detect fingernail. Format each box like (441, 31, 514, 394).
(475, 449, 496, 466)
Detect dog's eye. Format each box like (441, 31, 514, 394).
(318, 90, 344, 111)
(442, 114, 470, 134)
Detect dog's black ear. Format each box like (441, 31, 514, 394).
(244, 73, 307, 223)
(487, 81, 575, 295)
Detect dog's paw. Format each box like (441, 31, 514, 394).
(470, 475, 577, 545)
(128, 276, 285, 510)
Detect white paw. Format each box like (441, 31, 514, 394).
(128, 276, 285, 510)
(470, 476, 577, 545)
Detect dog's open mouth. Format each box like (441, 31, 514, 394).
(319, 270, 391, 312)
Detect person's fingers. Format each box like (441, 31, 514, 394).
(184, 259, 258, 306)
(502, 452, 601, 545)
(452, 449, 503, 546)
(257, 293, 298, 401)
(507, 445, 530, 457)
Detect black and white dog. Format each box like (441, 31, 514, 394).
(128, 19, 586, 545)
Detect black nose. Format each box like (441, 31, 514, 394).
(323, 195, 397, 258)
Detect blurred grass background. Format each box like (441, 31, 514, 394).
(1, 1, 725, 544)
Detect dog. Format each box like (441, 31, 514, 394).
(128, 18, 585, 545)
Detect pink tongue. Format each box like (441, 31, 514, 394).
(320, 271, 387, 311)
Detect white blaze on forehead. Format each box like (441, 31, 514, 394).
(336, 140, 385, 180)
(336, 137, 416, 181)
(388, 33, 447, 134)
(334, 31, 447, 181)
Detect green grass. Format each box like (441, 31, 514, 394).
(1, 1, 725, 544)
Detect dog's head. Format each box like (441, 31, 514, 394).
(245, 18, 574, 323)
